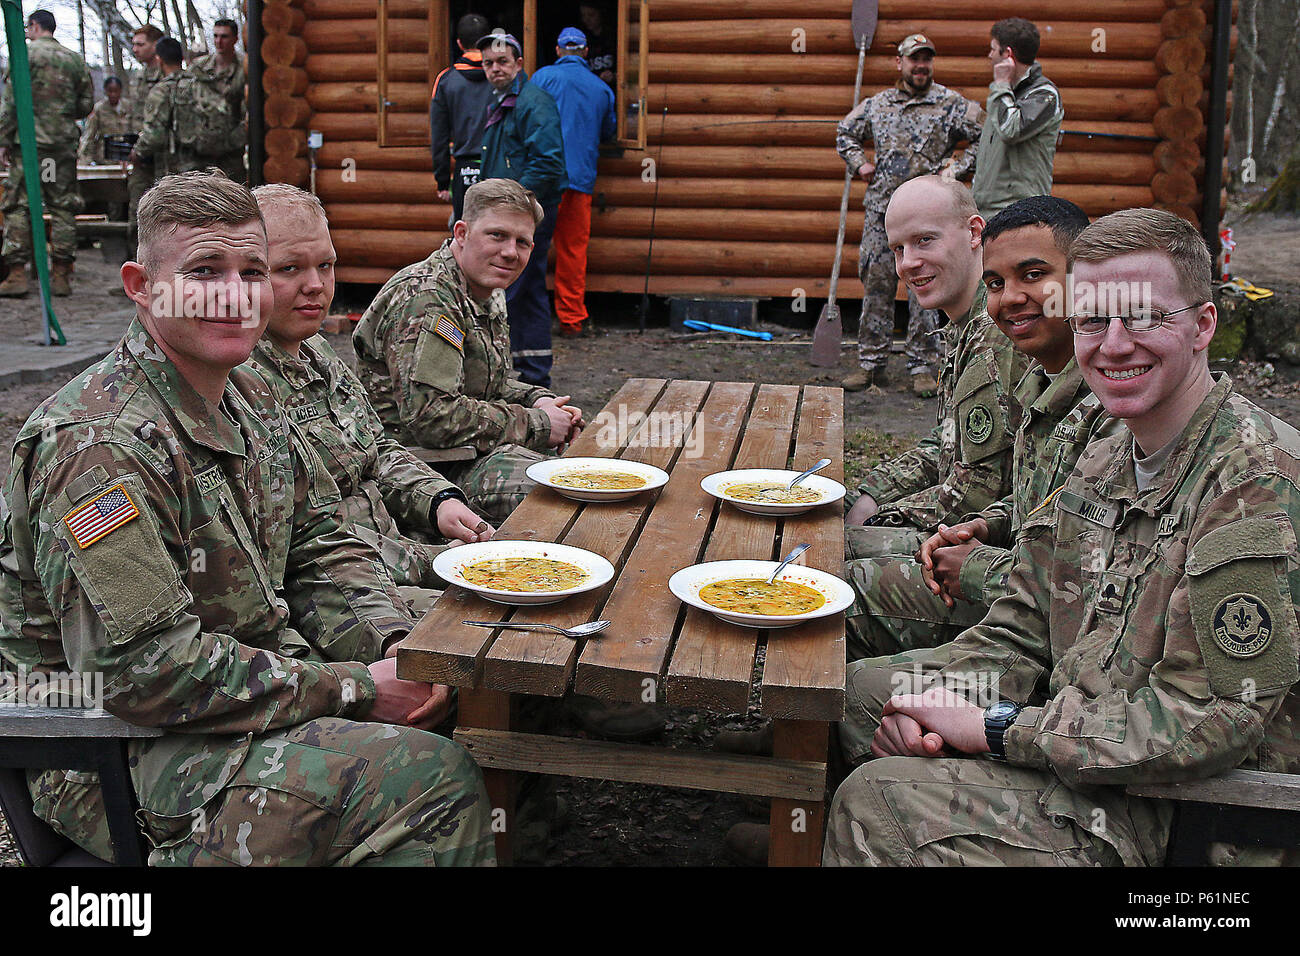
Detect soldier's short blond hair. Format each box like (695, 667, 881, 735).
(137, 170, 264, 274)
(251, 183, 329, 227)
(1069, 208, 1212, 305)
(462, 178, 544, 227)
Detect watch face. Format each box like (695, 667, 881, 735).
(988, 701, 1018, 720)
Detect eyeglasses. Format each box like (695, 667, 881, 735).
(1066, 303, 1203, 335)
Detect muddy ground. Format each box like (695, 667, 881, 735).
(2, 220, 1299, 866)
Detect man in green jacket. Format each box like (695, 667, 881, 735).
(476, 31, 568, 388)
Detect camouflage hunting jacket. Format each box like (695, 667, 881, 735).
(835, 79, 984, 214)
(856, 284, 1029, 530)
(125, 63, 162, 130)
(939, 375, 1300, 866)
(957, 358, 1120, 602)
(77, 96, 133, 163)
(353, 239, 557, 455)
(191, 53, 247, 149)
(248, 335, 460, 587)
(0, 36, 93, 153)
(0, 317, 411, 830)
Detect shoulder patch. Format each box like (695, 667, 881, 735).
(64, 484, 140, 548)
(434, 314, 465, 352)
(1212, 594, 1273, 659)
(966, 404, 993, 444)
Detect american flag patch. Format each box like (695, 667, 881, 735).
(434, 314, 465, 352)
(64, 484, 140, 549)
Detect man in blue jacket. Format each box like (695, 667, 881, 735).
(430, 13, 495, 224)
(476, 31, 568, 387)
(532, 27, 616, 337)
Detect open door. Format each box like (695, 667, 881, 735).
(377, 0, 449, 147)
(616, 0, 648, 150)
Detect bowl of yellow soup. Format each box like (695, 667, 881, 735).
(433, 540, 616, 605)
(668, 559, 853, 628)
(701, 468, 846, 516)
(527, 457, 671, 502)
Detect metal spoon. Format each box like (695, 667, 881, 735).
(787, 458, 832, 491)
(462, 619, 612, 639)
(767, 544, 811, 585)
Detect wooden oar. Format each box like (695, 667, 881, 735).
(810, 0, 878, 368)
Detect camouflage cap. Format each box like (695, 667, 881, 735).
(898, 33, 936, 57)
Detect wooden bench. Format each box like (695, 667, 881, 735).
(1128, 770, 1300, 865)
(0, 705, 162, 866)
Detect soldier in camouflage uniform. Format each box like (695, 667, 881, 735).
(0, 172, 494, 866)
(191, 18, 247, 183)
(825, 209, 1300, 866)
(77, 77, 132, 164)
(836, 34, 984, 395)
(128, 38, 193, 181)
(847, 198, 1118, 660)
(0, 10, 93, 298)
(354, 178, 583, 526)
(125, 25, 164, 254)
(845, 177, 1028, 566)
(247, 184, 494, 610)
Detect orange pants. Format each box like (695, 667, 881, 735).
(553, 189, 593, 329)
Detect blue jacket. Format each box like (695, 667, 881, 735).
(530, 55, 617, 194)
(478, 74, 568, 208)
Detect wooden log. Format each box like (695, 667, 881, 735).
(643, 84, 1158, 123)
(1152, 169, 1199, 204)
(1156, 71, 1202, 108)
(652, 0, 1167, 17)
(263, 156, 310, 185)
(636, 54, 1162, 89)
(265, 127, 308, 158)
(317, 141, 433, 172)
(306, 52, 427, 83)
(324, 202, 449, 231)
(262, 32, 307, 67)
(1162, 4, 1208, 36)
(263, 64, 309, 97)
(307, 81, 425, 114)
(305, 0, 424, 16)
(265, 94, 311, 128)
(1153, 137, 1202, 171)
(262, 3, 305, 34)
(1154, 202, 1200, 228)
(303, 17, 428, 53)
(634, 20, 1162, 59)
(1154, 36, 1207, 72)
(1153, 106, 1204, 139)
(590, 207, 867, 242)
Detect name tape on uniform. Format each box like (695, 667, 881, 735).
(64, 484, 140, 549)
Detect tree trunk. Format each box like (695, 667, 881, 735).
(1253, 142, 1300, 211)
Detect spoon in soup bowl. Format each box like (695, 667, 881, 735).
(767, 543, 812, 585)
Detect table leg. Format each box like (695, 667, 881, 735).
(459, 687, 517, 866)
(768, 719, 829, 867)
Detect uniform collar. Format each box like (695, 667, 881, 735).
(253, 336, 326, 389)
(1021, 356, 1088, 419)
(1014, 62, 1044, 92)
(949, 281, 987, 330)
(124, 316, 247, 456)
(1098, 373, 1234, 509)
(893, 78, 940, 101)
(435, 239, 495, 325)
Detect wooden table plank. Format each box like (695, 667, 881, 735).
(398, 378, 668, 685)
(666, 384, 801, 710)
(482, 380, 713, 695)
(761, 386, 847, 721)
(573, 382, 756, 704)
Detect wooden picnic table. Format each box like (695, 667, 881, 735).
(398, 377, 846, 866)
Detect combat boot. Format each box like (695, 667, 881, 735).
(842, 367, 883, 392)
(0, 263, 28, 297)
(50, 259, 73, 297)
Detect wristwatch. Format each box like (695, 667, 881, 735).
(984, 700, 1022, 759)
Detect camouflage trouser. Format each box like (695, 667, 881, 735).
(823, 756, 1125, 866)
(127, 157, 155, 252)
(1, 147, 79, 263)
(31, 717, 494, 866)
(844, 525, 925, 562)
(844, 552, 987, 662)
(858, 209, 943, 376)
(442, 443, 548, 527)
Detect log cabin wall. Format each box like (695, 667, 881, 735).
(278, 0, 1235, 295)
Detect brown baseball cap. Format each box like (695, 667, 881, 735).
(898, 33, 936, 57)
